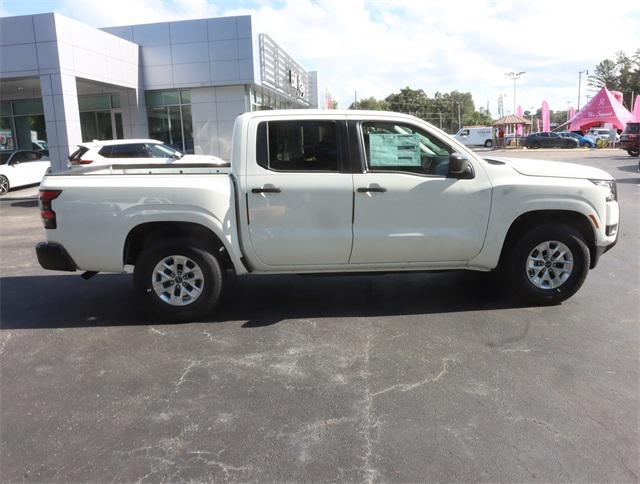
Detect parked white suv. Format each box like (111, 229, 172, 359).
(585, 128, 619, 144)
(68, 139, 228, 167)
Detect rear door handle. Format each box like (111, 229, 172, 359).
(357, 186, 386, 193)
(252, 187, 281, 194)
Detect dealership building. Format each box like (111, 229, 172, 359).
(0, 12, 319, 170)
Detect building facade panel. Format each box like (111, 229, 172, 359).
(1, 12, 320, 171)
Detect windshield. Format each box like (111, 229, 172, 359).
(624, 123, 639, 134)
(147, 143, 182, 158)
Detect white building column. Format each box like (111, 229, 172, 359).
(120, 86, 148, 138)
(40, 73, 82, 172)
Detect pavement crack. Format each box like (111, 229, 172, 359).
(174, 359, 203, 388)
(371, 357, 454, 397)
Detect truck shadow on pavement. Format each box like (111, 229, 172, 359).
(0, 271, 526, 330)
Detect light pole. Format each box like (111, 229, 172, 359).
(577, 70, 588, 111)
(505, 71, 526, 114)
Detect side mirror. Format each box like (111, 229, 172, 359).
(448, 153, 474, 179)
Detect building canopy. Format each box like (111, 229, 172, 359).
(492, 114, 531, 126)
(569, 87, 634, 131)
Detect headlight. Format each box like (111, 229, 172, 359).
(590, 179, 617, 202)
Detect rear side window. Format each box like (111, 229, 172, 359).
(256, 121, 339, 172)
(624, 123, 639, 134)
(108, 144, 149, 158)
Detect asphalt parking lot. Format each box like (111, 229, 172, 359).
(1, 149, 638, 482)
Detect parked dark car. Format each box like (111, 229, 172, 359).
(619, 122, 640, 157)
(523, 132, 579, 149)
(558, 131, 595, 148)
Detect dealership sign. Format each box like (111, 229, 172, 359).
(288, 69, 305, 98)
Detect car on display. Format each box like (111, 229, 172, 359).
(0, 150, 50, 195)
(35, 110, 619, 321)
(619, 122, 640, 157)
(522, 132, 579, 149)
(68, 139, 228, 167)
(558, 131, 596, 148)
(453, 127, 494, 147)
(585, 128, 620, 144)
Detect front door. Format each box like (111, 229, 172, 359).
(350, 120, 492, 264)
(246, 119, 353, 266)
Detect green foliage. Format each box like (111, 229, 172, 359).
(588, 50, 640, 107)
(348, 87, 491, 133)
(348, 96, 388, 110)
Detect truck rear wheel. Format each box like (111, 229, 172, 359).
(506, 224, 589, 305)
(133, 239, 223, 321)
(484, 139, 493, 148)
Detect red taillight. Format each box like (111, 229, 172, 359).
(71, 159, 93, 165)
(39, 190, 62, 229)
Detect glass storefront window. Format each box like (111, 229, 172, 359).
(14, 115, 47, 150)
(145, 90, 193, 153)
(0, 116, 15, 151)
(80, 111, 113, 142)
(79, 95, 111, 111)
(1, 102, 11, 117)
(12, 99, 44, 115)
(146, 91, 181, 108)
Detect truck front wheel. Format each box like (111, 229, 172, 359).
(506, 224, 589, 305)
(133, 240, 223, 321)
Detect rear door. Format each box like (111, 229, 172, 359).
(245, 118, 354, 266)
(350, 119, 492, 264)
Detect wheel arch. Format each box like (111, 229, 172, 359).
(123, 221, 236, 273)
(499, 209, 598, 269)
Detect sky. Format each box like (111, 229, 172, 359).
(1, 0, 639, 116)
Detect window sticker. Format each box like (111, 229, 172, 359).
(369, 133, 421, 166)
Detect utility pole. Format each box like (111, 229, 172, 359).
(457, 102, 461, 131)
(354, 90, 358, 110)
(505, 71, 525, 114)
(577, 70, 588, 111)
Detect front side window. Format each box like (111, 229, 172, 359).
(257, 121, 339, 172)
(361, 121, 453, 176)
(146, 143, 180, 158)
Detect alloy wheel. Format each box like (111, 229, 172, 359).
(151, 255, 205, 306)
(526, 240, 574, 290)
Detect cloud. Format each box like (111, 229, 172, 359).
(6, 0, 640, 114)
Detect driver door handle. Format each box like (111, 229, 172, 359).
(252, 186, 281, 194)
(357, 186, 386, 193)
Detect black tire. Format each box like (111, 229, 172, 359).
(484, 139, 493, 148)
(0, 175, 9, 195)
(628, 149, 640, 157)
(133, 239, 224, 322)
(505, 224, 590, 305)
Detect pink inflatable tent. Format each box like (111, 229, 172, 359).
(569, 87, 634, 132)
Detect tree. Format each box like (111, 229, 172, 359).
(588, 50, 640, 108)
(347, 87, 492, 133)
(384, 87, 430, 115)
(348, 96, 388, 110)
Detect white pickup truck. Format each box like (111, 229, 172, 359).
(36, 110, 619, 321)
